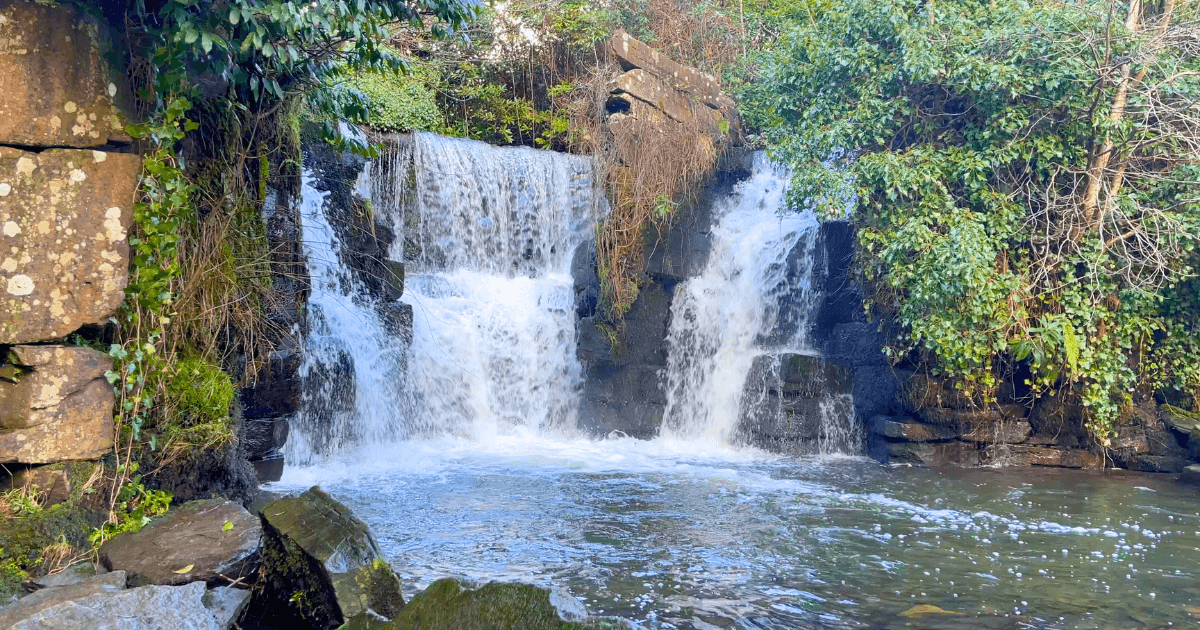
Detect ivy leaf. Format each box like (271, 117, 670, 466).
(1063, 323, 1079, 373)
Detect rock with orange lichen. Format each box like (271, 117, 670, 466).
(0, 345, 114, 464)
(0, 147, 141, 344)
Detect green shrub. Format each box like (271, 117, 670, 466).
(167, 356, 235, 425)
(344, 62, 444, 132)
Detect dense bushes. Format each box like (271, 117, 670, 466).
(742, 0, 1200, 440)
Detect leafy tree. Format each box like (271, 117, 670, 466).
(133, 0, 479, 150)
(743, 0, 1200, 441)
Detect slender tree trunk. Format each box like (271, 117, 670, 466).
(1082, 0, 1142, 230)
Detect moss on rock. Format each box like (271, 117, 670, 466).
(384, 579, 628, 630)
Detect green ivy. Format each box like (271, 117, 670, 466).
(743, 0, 1200, 442)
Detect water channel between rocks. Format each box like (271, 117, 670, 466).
(278, 132, 1200, 629)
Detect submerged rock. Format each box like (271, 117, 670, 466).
(383, 579, 627, 630)
(250, 486, 404, 629)
(99, 498, 262, 587)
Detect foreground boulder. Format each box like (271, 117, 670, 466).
(100, 498, 262, 587)
(384, 579, 626, 630)
(0, 345, 114, 464)
(0, 566, 248, 630)
(250, 486, 404, 629)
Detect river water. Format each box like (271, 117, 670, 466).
(282, 133, 1200, 629)
(280, 435, 1200, 629)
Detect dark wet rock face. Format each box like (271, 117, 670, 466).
(99, 499, 262, 587)
(736, 354, 856, 455)
(246, 486, 405, 630)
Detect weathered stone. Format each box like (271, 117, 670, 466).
(241, 349, 302, 420)
(608, 30, 735, 112)
(383, 579, 624, 630)
(0, 346, 114, 464)
(254, 486, 404, 629)
(244, 417, 290, 461)
(202, 586, 251, 629)
(35, 562, 102, 589)
(1160, 404, 1200, 434)
(0, 1, 134, 148)
(1028, 390, 1088, 443)
(7, 581, 229, 630)
(0, 570, 125, 628)
(735, 354, 857, 455)
(5, 464, 73, 506)
(0, 148, 141, 344)
(870, 416, 957, 442)
(252, 454, 285, 483)
(896, 370, 980, 410)
(996, 445, 1104, 469)
(919, 404, 1025, 427)
(1120, 453, 1187, 474)
(960, 419, 1031, 444)
(1, 345, 109, 429)
(612, 69, 724, 131)
(100, 499, 262, 587)
(1180, 464, 1200, 485)
(885, 441, 981, 467)
(382, 260, 405, 300)
(1113, 425, 1151, 454)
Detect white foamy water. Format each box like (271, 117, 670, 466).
(662, 154, 855, 452)
(290, 132, 600, 463)
(286, 173, 409, 465)
(279, 137, 1199, 630)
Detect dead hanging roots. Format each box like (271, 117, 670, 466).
(592, 102, 726, 320)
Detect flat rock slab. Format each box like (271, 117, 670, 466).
(7, 581, 230, 630)
(0, 1, 134, 147)
(100, 499, 262, 587)
(608, 30, 734, 112)
(871, 416, 957, 442)
(989, 445, 1104, 469)
(886, 441, 981, 467)
(0, 147, 141, 344)
(0, 570, 125, 628)
(0, 346, 114, 464)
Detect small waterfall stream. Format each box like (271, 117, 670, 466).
(661, 154, 858, 453)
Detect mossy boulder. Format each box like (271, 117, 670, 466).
(383, 579, 628, 630)
(248, 486, 404, 630)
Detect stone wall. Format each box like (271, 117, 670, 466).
(0, 0, 138, 471)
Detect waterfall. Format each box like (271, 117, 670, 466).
(289, 131, 600, 465)
(287, 169, 409, 465)
(661, 153, 859, 454)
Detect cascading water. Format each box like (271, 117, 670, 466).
(278, 136, 1197, 630)
(286, 170, 410, 466)
(662, 153, 859, 453)
(290, 131, 600, 465)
